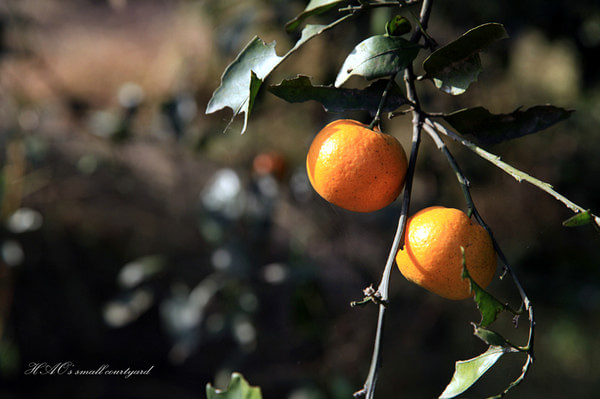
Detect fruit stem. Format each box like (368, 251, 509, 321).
(369, 78, 395, 130)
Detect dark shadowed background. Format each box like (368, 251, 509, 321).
(1, 0, 599, 398)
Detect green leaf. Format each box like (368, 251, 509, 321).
(439, 346, 512, 399)
(385, 15, 411, 37)
(423, 23, 508, 95)
(335, 35, 420, 87)
(268, 75, 409, 114)
(205, 37, 282, 134)
(285, 0, 348, 32)
(206, 23, 341, 134)
(443, 105, 574, 145)
(206, 372, 262, 399)
(472, 324, 511, 347)
(562, 210, 595, 227)
(462, 250, 507, 327)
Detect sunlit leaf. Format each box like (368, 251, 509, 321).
(423, 23, 508, 95)
(269, 75, 409, 114)
(206, 372, 262, 399)
(285, 0, 348, 32)
(444, 105, 574, 145)
(335, 35, 420, 87)
(205, 37, 282, 134)
(439, 346, 512, 399)
(206, 23, 343, 134)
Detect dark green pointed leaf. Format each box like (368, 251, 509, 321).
(462, 251, 507, 327)
(562, 210, 595, 227)
(444, 105, 574, 145)
(385, 16, 411, 37)
(285, 0, 348, 32)
(439, 346, 512, 399)
(206, 372, 262, 399)
(335, 35, 420, 87)
(206, 22, 344, 134)
(269, 75, 409, 114)
(423, 23, 508, 95)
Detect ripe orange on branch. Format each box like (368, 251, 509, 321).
(306, 119, 408, 212)
(395, 206, 497, 300)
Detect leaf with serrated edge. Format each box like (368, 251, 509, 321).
(206, 372, 262, 399)
(335, 35, 420, 87)
(423, 23, 508, 95)
(444, 105, 573, 145)
(439, 346, 512, 399)
(206, 23, 335, 134)
(285, 0, 348, 32)
(268, 75, 408, 114)
(205, 37, 281, 134)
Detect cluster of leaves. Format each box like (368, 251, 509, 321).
(205, 1, 576, 152)
(438, 248, 531, 399)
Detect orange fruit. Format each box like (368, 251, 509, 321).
(306, 119, 408, 212)
(253, 151, 287, 180)
(395, 206, 497, 300)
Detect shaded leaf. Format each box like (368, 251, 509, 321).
(206, 23, 342, 134)
(423, 23, 508, 95)
(285, 0, 348, 32)
(562, 210, 596, 228)
(385, 15, 411, 37)
(472, 324, 511, 347)
(439, 346, 513, 399)
(444, 105, 574, 145)
(269, 75, 409, 114)
(206, 372, 262, 399)
(335, 35, 420, 87)
(462, 249, 507, 327)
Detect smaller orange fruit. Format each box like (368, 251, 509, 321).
(253, 151, 287, 181)
(306, 119, 408, 212)
(395, 206, 497, 300)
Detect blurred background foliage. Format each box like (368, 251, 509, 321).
(0, 0, 599, 398)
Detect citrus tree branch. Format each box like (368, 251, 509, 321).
(339, 0, 421, 13)
(422, 122, 535, 398)
(354, 1, 432, 398)
(425, 118, 600, 227)
(354, 75, 423, 399)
